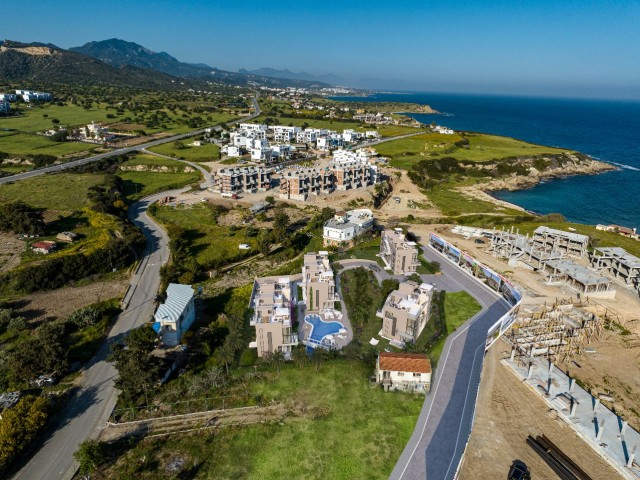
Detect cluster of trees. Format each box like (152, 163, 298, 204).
(0, 151, 58, 168)
(0, 307, 27, 336)
(0, 201, 46, 236)
(212, 285, 253, 375)
(0, 396, 50, 475)
(109, 326, 161, 403)
(408, 157, 467, 190)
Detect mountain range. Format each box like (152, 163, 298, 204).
(238, 67, 346, 86)
(0, 38, 339, 90)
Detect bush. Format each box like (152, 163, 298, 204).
(74, 439, 109, 474)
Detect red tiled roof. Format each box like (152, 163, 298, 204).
(379, 352, 431, 374)
(32, 241, 55, 250)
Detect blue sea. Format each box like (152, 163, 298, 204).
(332, 92, 640, 229)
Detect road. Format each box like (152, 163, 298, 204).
(10, 95, 261, 480)
(0, 93, 260, 185)
(389, 246, 511, 480)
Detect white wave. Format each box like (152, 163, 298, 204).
(609, 161, 640, 172)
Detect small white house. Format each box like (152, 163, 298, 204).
(154, 283, 196, 346)
(376, 352, 432, 393)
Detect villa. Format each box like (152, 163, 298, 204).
(380, 228, 420, 275)
(323, 209, 374, 248)
(376, 352, 432, 393)
(153, 283, 196, 347)
(377, 281, 434, 345)
(249, 277, 298, 358)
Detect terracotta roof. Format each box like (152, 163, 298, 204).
(32, 241, 55, 250)
(379, 352, 431, 374)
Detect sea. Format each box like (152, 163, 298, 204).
(331, 92, 640, 229)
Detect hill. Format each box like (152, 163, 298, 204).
(71, 38, 330, 88)
(0, 40, 179, 89)
(239, 67, 346, 86)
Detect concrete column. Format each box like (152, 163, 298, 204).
(596, 418, 605, 441)
(548, 361, 554, 374)
(622, 420, 629, 435)
(570, 399, 578, 416)
(628, 447, 636, 468)
(527, 363, 534, 379)
(569, 377, 574, 392)
(594, 398, 601, 413)
(510, 348, 515, 361)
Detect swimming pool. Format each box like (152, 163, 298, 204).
(305, 314, 343, 343)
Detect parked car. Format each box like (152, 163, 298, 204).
(508, 460, 530, 480)
(474, 238, 486, 244)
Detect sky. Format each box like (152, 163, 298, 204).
(4, 0, 640, 99)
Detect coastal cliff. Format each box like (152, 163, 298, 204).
(459, 154, 616, 210)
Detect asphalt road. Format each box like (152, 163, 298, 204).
(389, 245, 511, 480)
(10, 96, 261, 480)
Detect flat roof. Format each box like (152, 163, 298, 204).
(545, 259, 611, 286)
(534, 226, 589, 244)
(594, 247, 640, 268)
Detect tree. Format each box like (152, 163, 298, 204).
(74, 439, 109, 475)
(216, 343, 235, 375)
(8, 322, 69, 383)
(0, 396, 50, 474)
(257, 229, 273, 255)
(312, 347, 330, 372)
(265, 196, 275, 206)
(0, 201, 46, 236)
(269, 349, 286, 373)
(272, 208, 290, 242)
(291, 344, 308, 369)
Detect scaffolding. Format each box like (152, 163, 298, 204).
(507, 301, 605, 364)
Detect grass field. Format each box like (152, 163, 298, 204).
(377, 132, 570, 169)
(0, 132, 100, 157)
(101, 360, 423, 480)
(0, 104, 118, 132)
(0, 172, 106, 210)
(118, 155, 201, 200)
(148, 140, 220, 162)
(151, 203, 255, 267)
(424, 291, 482, 361)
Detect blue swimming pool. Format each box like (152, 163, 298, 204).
(305, 314, 343, 343)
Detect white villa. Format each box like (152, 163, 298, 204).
(323, 209, 374, 247)
(376, 352, 432, 393)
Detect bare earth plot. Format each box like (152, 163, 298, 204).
(0, 232, 24, 274)
(459, 342, 622, 480)
(12, 278, 129, 324)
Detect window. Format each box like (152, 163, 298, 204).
(413, 373, 421, 378)
(397, 372, 404, 376)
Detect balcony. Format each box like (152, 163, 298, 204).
(283, 334, 299, 346)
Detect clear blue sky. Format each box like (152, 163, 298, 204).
(4, 0, 640, 99)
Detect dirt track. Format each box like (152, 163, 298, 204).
(459, 341, 622, 479)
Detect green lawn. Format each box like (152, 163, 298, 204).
(331, 237, 385, 267)
(0, 132, 100, 157)
(416, 291, 482, 362)
(0, 172, 107, 210)
(101, 360, 423, 480)
(118, 155, 201, 200)
(0, 104, 118, 132)
(377, 133, 570, 169)
(150, 203, 255, 268)
(148, 140, 220, 162)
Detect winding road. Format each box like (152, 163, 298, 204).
(10, 96, 261, 480)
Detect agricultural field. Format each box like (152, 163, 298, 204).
(0, 104, 118, 132)
(98, 359, 423, 480)
(118, 155, 202, 200)
(377, 132, 570, 169)
(148, 140, 220, 162)
(0, 131, 100, 157)
(0, 172, 107, 210)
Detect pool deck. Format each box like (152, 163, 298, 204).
(299, 307, 352, 350)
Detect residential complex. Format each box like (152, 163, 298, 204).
(376, 352, 432, 393)
(380, 229, 420, 275)
(378, 281, 434, 344)
(279, 167, 334, 200)
(153, 283, 196, 347)
(249, 277, 298, 358)
(301, 252, 338, 312)
(323, 209, 374, 247)
(532, 226, 589, 258)
(591, 247, 640, 287)
(212, 166, 273, 194)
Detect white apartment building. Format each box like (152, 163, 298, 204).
(271, 125, 301, 143)
(323, 209, 374, 247)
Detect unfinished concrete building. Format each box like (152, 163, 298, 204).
(533, 226, 589, 258)
(591, 246, 640, 287)
(507, 303, 605, 363)
(380, 229, 419, 275)
(489, 227, 564, 270)
(213, 167, 273, 194)
(279, 168, 334, 201)
(330, 160, 378, 190)
(377, 281, 434, 345)
(301, 251, 338, 312)
(249, 277, 298, 358)
(543, 259, 615, 299)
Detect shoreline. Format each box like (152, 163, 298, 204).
(460, 157, 617, 218)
